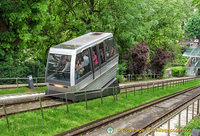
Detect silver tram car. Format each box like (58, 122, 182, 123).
(45, 32, 120, 101)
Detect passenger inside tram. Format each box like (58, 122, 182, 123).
(47, 54, 71, 82)
(81, 52, 89, 74)
(75, 58, 83, 79)
(92, 51, 98, 67)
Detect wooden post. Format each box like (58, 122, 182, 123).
(113, 87, 115, 100)
(16, 78, 19, 93)
(85, 91, 88, 109)
(115, 87, 117, 100)
(65, 93, 68, 112)
(197, 99, 200, 115)
(125, 88, 127, 98)
(36, 78, 38, 88)
(151, 131, 155, 136)
(100, 89, 103, 104)
(39, 97, 44, 119)
(186, 106, 188, 124)
(178, 112, 181, 134)
(192, 102, 194, 119)
(153, 82, 154, 92)
(3, 103, 9, 128)
(134, 86, 136, 96)
(168, 120, 170, 136)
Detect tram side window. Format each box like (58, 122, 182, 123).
(104, 37, 117, 60)
(91, 46, 99, 68)
(99, 43, 106, 64)
(75, 49, 91, 80)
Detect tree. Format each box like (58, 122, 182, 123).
(184, 11, 200, 42)
(127, 40, 149, 78)
(0, 0, 50, 66)
(150, 48, 170, 75)
(193, 0, 200, 8)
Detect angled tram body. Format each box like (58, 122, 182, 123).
(45, 32, 120, 101)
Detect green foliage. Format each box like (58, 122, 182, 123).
(181, 116, 200, 136)
(171, 66, 186, 77)
(193, 0, 200, 8)
(184, 11, 200, 40)
(116, 74, 127, 83)
(117, 61, 127, 75)
(0, 0, 194, 75)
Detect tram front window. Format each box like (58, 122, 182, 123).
(47, 54, 71, 82)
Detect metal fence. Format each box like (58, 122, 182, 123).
(0, 77, 45, 88)
(124, 74, 163, 81)
(0, 74, 163, 88)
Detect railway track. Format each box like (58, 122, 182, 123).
(54, 85, 200, 136)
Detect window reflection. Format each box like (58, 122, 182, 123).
(104, 38, 117, 60)
(75, 50, 91, 80)
(47, 54, 71, 82)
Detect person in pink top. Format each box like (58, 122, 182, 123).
(92, 51, 98, 66)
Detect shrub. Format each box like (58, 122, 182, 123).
(171, 66, 186, 77)
(127, 40, 149, 75)
(116, 74, 127, 83)
(150, 48, 170, 75)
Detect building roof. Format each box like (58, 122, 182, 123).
(183, 46, 200, 57)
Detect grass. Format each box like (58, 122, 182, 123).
(181, 116, 200, 136)
(0, 79, 200, 136)
(0, 86, 47, 95)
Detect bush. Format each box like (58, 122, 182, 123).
(126, 40, 149, 75)
(150, 48, 170, 75)
(116, 75, 127, 83)
(171, 66, 186, 77)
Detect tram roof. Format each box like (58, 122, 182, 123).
(52, 32, 113, 50)
(183, 46, 200, 57)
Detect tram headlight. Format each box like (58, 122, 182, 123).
(53, 84, 65, 88)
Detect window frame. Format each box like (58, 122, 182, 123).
(75, 49, 93, 84)
(46, 53, 71, 85)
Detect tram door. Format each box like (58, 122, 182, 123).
(91, 42, 105, 79)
